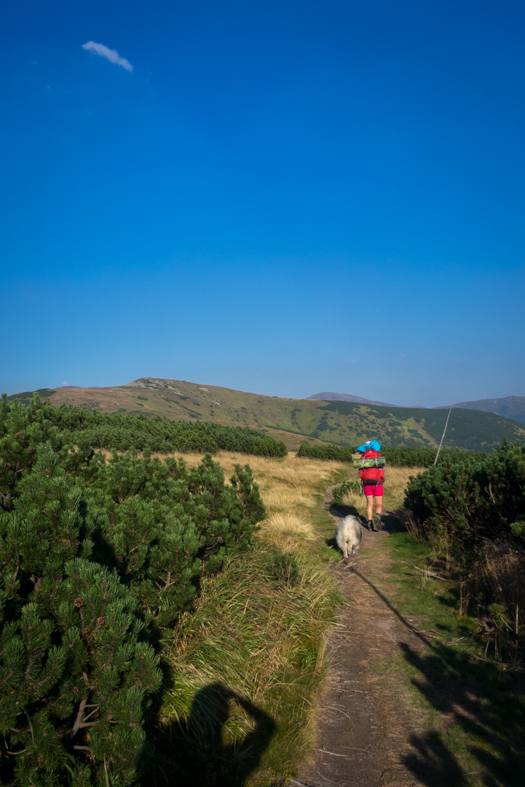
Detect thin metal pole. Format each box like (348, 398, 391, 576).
(434, 405, 453, 466)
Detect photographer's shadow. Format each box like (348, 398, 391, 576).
(159, 683, 276, 786)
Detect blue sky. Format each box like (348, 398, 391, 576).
(1, 0, 524, 406)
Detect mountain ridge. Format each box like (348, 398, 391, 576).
(307, 391, 525, 424)
(434, 396, 525, 424)
(306, 392, 399, 407)
(6, 377, 525, 453)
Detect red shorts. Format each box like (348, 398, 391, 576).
(363, 484, 383, 497)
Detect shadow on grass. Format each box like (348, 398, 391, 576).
(328, 501, 360, 520)
(351, 566, 525, 786)
(436, 589, 460, 608)
(401, 639, 525, 786)
(148, 683, 276, 787)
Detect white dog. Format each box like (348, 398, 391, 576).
(335, 515, 363, 558)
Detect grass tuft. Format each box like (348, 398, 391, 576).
(155, 544, 342, 784)
(149, 451, 347, 786)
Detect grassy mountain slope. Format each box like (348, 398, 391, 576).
(316, 399, 525, 451)
(8, 377, 525, 451)
(435, 396, 525, 424)
(306, 391, 397, 407)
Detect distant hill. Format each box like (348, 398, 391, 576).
(435, 396, 525, 425)
(309, 391, 525, 424)
(306, 392, 398, 407)
(6, 377, 525, 452)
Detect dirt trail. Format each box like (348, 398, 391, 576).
(296, 487, 427, 787)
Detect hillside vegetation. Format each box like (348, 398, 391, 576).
(38, 399, 287, 457)
(8, 378, 525, 452)
(0, 393, 346, 786)
(436, 395, 525, 424)
(297, 442, 482, 467)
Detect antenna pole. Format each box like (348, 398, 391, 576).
(434, 405, 453, 466)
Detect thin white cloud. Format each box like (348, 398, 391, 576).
(82, 41, 133, 72)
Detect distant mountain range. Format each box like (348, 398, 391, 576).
(434, 396, 525, 425)
(6, 378, 525, 452)
(308, 393, 525, 425)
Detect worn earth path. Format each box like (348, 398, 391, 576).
(295, 487, 428, 787)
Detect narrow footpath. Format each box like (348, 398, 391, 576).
(296, 487, 428, 787)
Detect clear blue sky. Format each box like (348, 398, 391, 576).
(1, 0, 524, 406)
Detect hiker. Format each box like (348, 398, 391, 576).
(356, 440, 385, 532)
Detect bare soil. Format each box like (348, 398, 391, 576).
(296, 488, 428, 787)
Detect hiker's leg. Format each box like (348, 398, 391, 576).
(363, 486, 373, 529)
(372, 487, 384, 530)
(373, 487, 383, 525)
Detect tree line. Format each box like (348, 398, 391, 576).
(41, 400, 288, 457)
(296, 442, 479, 467)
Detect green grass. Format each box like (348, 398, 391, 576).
(308, 467, 349, 562)
(319, 399, 525, 451)
(381, 530, 525, 787)
(151, 528, 343, 786)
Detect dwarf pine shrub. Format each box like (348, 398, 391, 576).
(0, 394, 267, 785)
(297, 444, 356, 461)
(332, 479, 361, 503)
(41, 399, 288, 457)
(297, 442, 476, 467)
(404, 439, 525, 544)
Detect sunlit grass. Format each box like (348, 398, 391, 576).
(262, 511, 317, 541)
(158, 543, 343, 781)
(151, 450, 347, 785)
(381, 531, 525, 787)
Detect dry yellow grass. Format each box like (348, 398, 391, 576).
(263, 511, 317, 540)
(340, 488, 367, 514)
(383, 466, 425, 509)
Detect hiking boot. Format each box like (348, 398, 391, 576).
(366, 520, 373, 532)
(373, 514, 382, 531)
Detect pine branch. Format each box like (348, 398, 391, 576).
(24, 653, 35, 680)
(67, 695, 89, 743)
(29, 574, 42, 593)
(8, 462, 23, 496)
(414, 566, 446, 581)
(80, 706, 99, 724)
